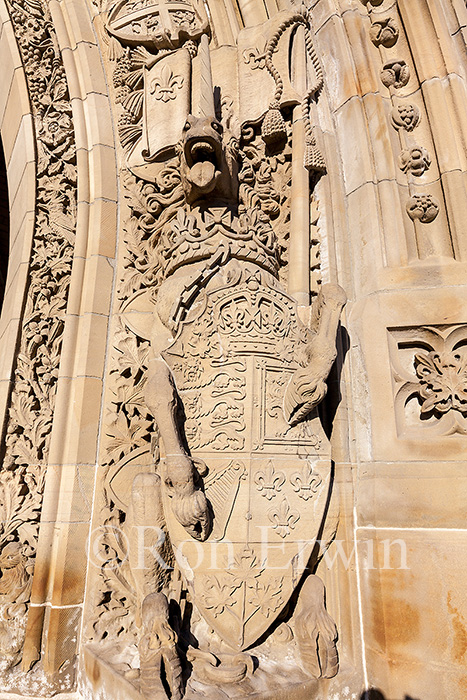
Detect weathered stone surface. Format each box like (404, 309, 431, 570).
(0, 0, 464, 698)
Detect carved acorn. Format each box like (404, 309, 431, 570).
(261, 104, 287, 145)
(304, 140, 326, 174)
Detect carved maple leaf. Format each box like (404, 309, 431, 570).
(249, 578, 284, 616)
(106, 412, 148, 460)
(204, 575, 238, 616)
(115, 382, 146, 418)
(226, 546, 262, 588)
(116, 335, 149, 377)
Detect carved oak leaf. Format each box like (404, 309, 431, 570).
(17, 522, 40, 552)
(0, 473, 24, 535)
(124, 217, 147, 257)
(99, 581, 136, 638)
(123, 173, 149, 219)
(94, 602, 132, 640)
(8, 435, 37, 467)
(119, 268, 144, 300)
(10, 388, 36, 428)
(26, 414, 53, 455)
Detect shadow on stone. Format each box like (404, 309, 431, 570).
(360, 690, 420, 700)
(320, 323, 350, 440)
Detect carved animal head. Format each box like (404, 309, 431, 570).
(177, 115, 237, 204)
(0, 543, 23, 570)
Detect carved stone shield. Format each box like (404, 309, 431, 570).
(161, 268, 332, 650)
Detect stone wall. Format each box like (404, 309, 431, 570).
(0, 0, 464, 698)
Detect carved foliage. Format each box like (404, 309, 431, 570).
(370, 18, 399, 48)
(119, 168, 183, 300)
(203, 546, 284, 626)
(406, 194, 439, 223)
(106, 325, 153, 462)
(238, 126, 292, 284)
(389, 325, 467, 436)
(398, 147, 431, 177)
(380, 59, 410, 89)
(391, 103, 421, 132)
(0, 0, 77, 670)
(414, 351, 467, 416)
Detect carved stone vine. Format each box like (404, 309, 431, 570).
(0, 0, 77, 677)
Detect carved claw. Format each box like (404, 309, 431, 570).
(171, 487, 211, 541)
(284, 283, 346, 425)
(164, 455, 212, 540)
(294, 575, 338, 679)
(140, 593, 183, 700)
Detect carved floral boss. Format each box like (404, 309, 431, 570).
(390, 325, 467, 436)
(414, 351, 467, 416)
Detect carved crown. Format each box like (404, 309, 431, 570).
(107, 0, 209, 49)
(160, 206, 281, 278)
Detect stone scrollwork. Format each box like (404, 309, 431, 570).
(89, 2, 346, 697)
(0, 0, 77, 683)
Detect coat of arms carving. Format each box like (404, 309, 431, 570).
(87, 2, 346, 697)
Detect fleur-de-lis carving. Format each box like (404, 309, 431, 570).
(254, 461, 285, 500)
(150, 65, 184, 102)
(243, 46, 267, 70)
(268, 498, 300, 538)
(290, 463, 322, 501)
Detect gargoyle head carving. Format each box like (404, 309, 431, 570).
(177, 114, 237, 205)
